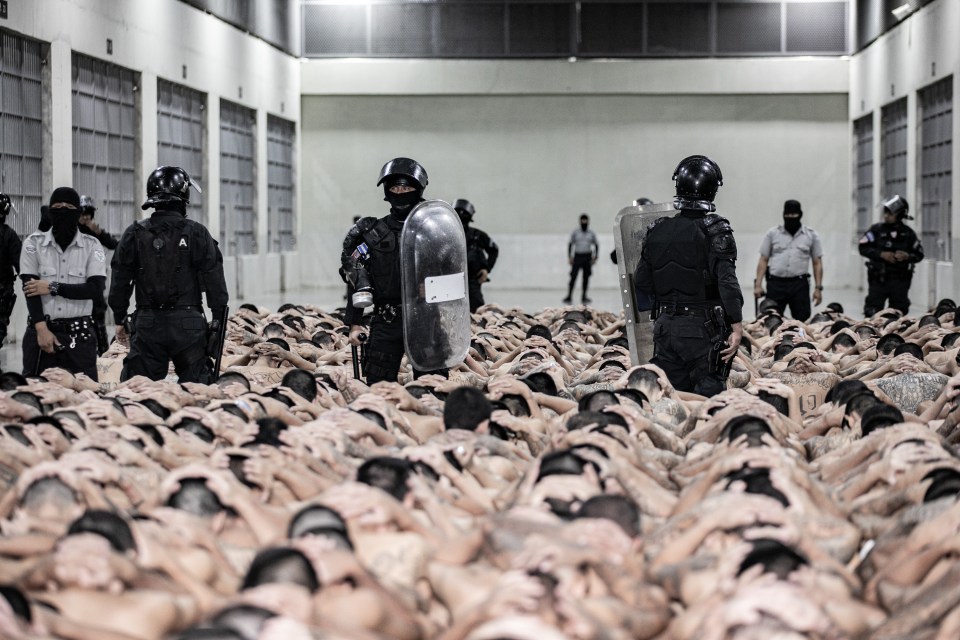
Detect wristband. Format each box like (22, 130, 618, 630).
(48, 281, 60, 297)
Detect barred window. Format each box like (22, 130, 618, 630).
(219, 100, 257, 256)
(0, 30, 44, 239)
(267, 115, 296, 252)
(881, 97, 908, 202)
(853, 114, 874, 238)
(918, 76, 952, 261)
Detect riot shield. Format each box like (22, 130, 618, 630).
(614, 202, 675, 365)
(399, 200, 471, 371)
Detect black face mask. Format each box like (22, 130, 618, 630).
(783, 217, 801, 235)
(385, 190, 421, 220)
(458, 213, 471, 228)
(580, 222, 589, 231)
(51, 210, 81, 250)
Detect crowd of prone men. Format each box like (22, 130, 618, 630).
(1, 297, 960, 639)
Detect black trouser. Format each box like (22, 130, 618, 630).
(651, 312, 723, 397)
(765, 275, 811, 322)
(0, 284, 16, 345)
(864, 271, 912, 317)
(121, 308, 212, 383)
(468, 279, 485, 313)
(92, 294, 109, 355)
(363, 312, 448, 384)
(567, 253, 593, 299)
(22, 316, 98, 380)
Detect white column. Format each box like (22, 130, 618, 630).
(47, 39, 73, 189)
(140, 71, 159, 218)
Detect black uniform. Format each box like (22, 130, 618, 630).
(79, 224, 118, 354)
(109, 209, 228, 383)
(342, 214, 408, 384)
(635, 211, 743, 396)
(0, 223, 21, 344)
(465, 226, 498, 312)
(858, 221, 924, 317)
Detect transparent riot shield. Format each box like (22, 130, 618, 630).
(400, 200, 471, 371)
(614, 202, 675, 365)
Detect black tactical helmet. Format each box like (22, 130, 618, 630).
(376, 157, 428, 191)
(0, 193, 10, 216)
(79, 195, 96, 216)
(142, 166, 201, 210)
(672, 155, 723, 212)
(453, 198, 475, 219)
(880, 194, 911, 220)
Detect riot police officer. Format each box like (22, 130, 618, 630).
(0, 193, 21, 345)
(341, 157, 438, 383)
(634, 155, 743, 397)
(109, 166, 228, 383)
(454, 198, 499, 313)
(78, 195, 118, 354)
(858, 195, 924, 317)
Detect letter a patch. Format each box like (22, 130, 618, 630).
(179, 237, 188, 248)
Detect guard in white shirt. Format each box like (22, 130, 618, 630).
(20, 187, 106, 379)
(754, 199, 823, 321)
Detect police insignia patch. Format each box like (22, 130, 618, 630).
(24, 243, 37, 253)
(94, 249, 105, 262)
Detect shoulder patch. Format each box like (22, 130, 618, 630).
(94, 248, 105, 263)
(24, 242, 37, 254)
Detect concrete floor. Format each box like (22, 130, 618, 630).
(0, 284, 877, 376)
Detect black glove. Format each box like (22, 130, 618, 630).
(206, 319, 222, 357)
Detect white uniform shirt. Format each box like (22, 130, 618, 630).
(569, 228, 598, 256)
(20, 229, 107, 319)
(759, 225, 823, 278)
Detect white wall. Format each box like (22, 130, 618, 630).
(2, 0, 300, 343)
(850, 0, 960, 311)
(300, 58, 852, 301)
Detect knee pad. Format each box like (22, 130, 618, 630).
(363, 349, 402, 383)
(694, 375, 725, 398)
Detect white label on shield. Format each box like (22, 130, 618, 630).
(424, 273, 466, 303)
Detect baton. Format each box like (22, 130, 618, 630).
(754, 294, 760, 319)
(351, 333, 367, 380)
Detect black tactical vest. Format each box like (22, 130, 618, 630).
(133, 217, 200, 308)
(645, 214, 718, 303)
(362, 216, 403, 305)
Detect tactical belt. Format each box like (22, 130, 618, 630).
(767, 273, 809, 281)
(31, 316, 94, 333)
(375, 303, 401, 323)
(138, 305, 203, 311)
(657, 302, 716, 317)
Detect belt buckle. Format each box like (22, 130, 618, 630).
(381, 305, 397, 323)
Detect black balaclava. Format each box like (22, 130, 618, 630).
(384, 176, 422, 221)
(580, 217, 589, 231)
(783, 199, 802, 235)
(457, 211, 471, 229)
(48, 187, 82, 250)
(882, 208, 899, 230)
